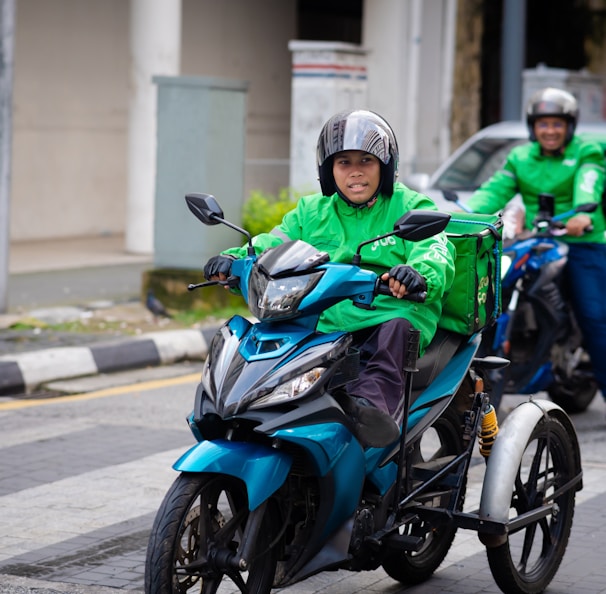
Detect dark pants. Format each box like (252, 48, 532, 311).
(346, 317, 412, 424)
(565, 242, 606, 399)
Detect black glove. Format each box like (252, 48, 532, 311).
(204, 255, 235, 280)
(387, 265, 427, 294)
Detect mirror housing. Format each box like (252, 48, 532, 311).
(352, 210, 451, 265)
(185, 193, 224, 225)
(393, 210, 451, 241)
(441, 189, 459, 204)
(576, 202, 598, 214)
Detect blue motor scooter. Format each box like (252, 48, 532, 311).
(145, 193, 583, 594)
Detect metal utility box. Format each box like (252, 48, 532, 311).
(153, 75, 248, 269)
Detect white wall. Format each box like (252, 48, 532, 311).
(9, 0, 457, 243)
(10, 0, 296, 242)
(12, 0, 129, 241)
(173, 0, 295, 197)
(363, 0, 456, 177)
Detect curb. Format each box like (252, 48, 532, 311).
(0, 327, 218, 397)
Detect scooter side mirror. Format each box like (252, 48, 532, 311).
(186, 192, 255, 256)
(441, 189, 459, 204)
(393, 210, 451, 241)
(185, 193, 225, 225)
(576, 202, 598, 214)
(352, 210, 451, 266)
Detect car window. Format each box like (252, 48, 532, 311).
(433, 137, 526, 191)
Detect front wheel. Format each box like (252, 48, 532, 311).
(145, 472, 279, 594)
(486, 416, 577, 594)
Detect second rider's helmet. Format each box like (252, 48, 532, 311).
(526, 87, 579, 144)
(317, 109, 399, 205)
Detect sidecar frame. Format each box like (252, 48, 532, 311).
(435, 398, 583, 546)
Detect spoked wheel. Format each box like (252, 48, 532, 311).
(382, 406, 464, 585)
(145, 472, 279, 594)
(487, 416, 576, 594)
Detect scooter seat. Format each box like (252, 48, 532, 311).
(411, 329, 465, 398)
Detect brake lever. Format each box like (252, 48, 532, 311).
(187, 276, 240, 291)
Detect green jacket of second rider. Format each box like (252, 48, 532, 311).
(466, 135, 606, 244)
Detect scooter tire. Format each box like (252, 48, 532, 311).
(144, 472, 279, 594)
(547, 372, 598, 414)
(486, 416, 576, 594)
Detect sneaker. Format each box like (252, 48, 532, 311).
(340, 395, 400, 448)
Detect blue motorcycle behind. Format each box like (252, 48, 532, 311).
(144, 193, 583, 594)
(446, 191, 599, 415)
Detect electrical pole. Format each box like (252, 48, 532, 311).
(0, 0, 15, 313)
(501, 0, 527, 120)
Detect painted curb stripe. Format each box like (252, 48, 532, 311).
(0, 361, 25, 396)
(90, 339, 160, 373)
(12, 347, 98, 390)
(0, 328, 213, 395)
(140, 329, 207, 363)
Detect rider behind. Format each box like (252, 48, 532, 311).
(204, 109, 456, 447)
(466, 87, 606, 407)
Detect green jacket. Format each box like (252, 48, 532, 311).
(223, 182, 456, 353)
(466, 135, 606, 244)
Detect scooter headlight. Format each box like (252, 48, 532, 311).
(248, 270, 324, 320)
(249, 367, 326, 409)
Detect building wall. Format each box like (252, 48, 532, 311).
(180, 0, 295, 197)
(10, 0, 296, 242)
(12, 0, 602, 243)
(11, 0, 129, 241)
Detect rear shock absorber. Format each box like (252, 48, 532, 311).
(479, 404, 499, 458)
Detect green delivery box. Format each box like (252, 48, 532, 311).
(439, 213, 503, 335)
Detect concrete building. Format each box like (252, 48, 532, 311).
(5, 0, 606, 256)
(4, 0, 463, 257)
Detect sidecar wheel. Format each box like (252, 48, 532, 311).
(145, 472, 279, 594)
(486, 416, 576, 594)
(382, 407, 464, 585)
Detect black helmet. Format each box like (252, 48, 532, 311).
(526, 87, 579, 144)
(316, 109, 399, 203)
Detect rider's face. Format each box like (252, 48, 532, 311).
(332, 151, 381, 204)
(533, 116, 568, 155)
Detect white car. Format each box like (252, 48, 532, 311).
(405, 120, 606, 232)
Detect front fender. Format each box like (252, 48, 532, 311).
(173, 439, 293, 510)
(479, 399, 581, 536)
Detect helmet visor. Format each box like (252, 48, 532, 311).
(317, 111, 394, 166)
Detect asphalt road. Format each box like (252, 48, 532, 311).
(0, 371, 605, 594)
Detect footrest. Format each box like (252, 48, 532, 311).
(383, 533, 424, 552)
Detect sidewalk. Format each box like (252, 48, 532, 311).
(1, 235, 216, 396)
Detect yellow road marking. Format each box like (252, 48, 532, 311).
(0, 373, 201, 411)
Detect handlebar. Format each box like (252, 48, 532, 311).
(374, 278, 427, 302)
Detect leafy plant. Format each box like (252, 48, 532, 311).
(242, 188, 301, 236)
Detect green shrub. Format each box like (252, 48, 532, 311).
(242, 188, 300, 236)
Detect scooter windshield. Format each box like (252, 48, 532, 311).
(248, 241, 329, 321)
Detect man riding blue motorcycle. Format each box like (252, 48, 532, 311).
(204, 109, 456, 447)
(465, 87, 606, 408)
(145, 109, 584, 594)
